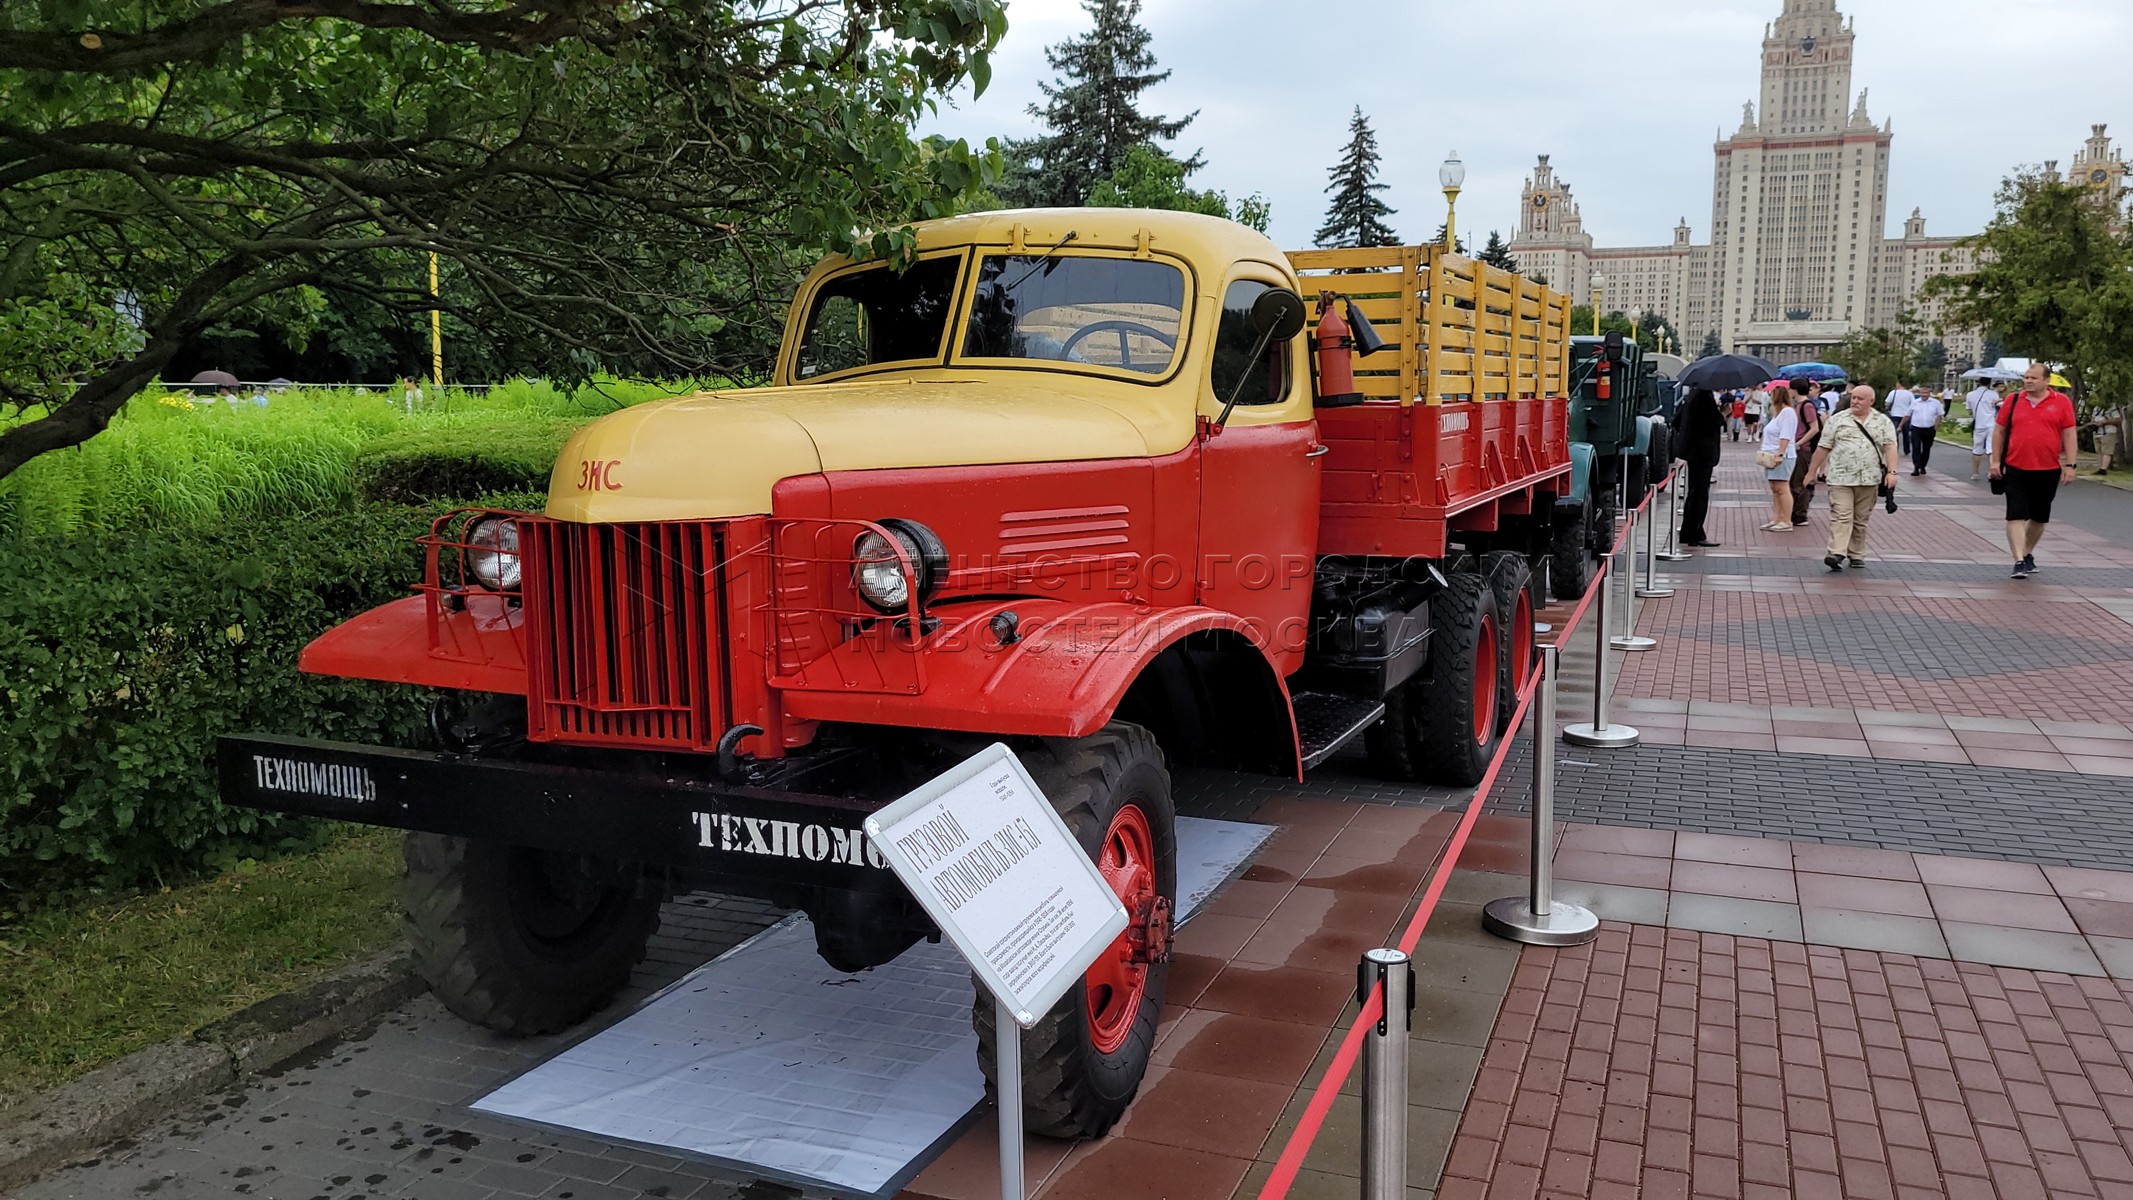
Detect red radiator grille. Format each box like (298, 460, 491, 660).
(520, 519, 725, 751)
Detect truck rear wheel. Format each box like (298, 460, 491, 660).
(1482, 552, 1538, 733)
(974, 722, 1174, 1139)
(1367, 572, 1503, 786)
(402, 834, 662, 1036)
(1550, 502, 1593, 600)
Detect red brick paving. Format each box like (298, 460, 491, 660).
(1440, 925, 2133, 1200)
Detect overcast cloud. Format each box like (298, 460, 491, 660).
(921, 0, 2129, 252)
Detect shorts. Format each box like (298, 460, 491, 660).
(1972, 425, 1993, 456)
(2004, 466, 2062, 523)
(1764, 454, 1796, 481)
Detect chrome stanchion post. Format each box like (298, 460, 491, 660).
(1359, 948, 1412, 1200)
(1565, 559, 1640, 748)
(1637, 477, 1675, 599)
(1486, 645, 1600, 945)
(1659, 467, 1692, 562)
(1610, 506, 1656, 651)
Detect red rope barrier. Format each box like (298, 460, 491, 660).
(1255, 672, 1544, 1200)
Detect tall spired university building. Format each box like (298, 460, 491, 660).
(1508, 0, 2124, 370)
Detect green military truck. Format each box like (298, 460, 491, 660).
(1548, 331, 1671, 598)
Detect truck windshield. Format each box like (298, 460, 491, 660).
(794, 256, 962, 379)
(960, 254, 1185, 376)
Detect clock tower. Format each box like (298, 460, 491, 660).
(1759, 0, 1855, 137)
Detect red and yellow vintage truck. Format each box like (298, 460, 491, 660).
(220, 208, 1597, 1138)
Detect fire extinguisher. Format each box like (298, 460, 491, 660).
(1596, 361, 1612, 401)
(1313, 293, 1363, 407)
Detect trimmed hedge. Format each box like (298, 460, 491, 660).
(0, 506, 447, 909)
(350, 419, 579, 504)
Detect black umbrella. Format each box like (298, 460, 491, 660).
(1676, 353, 1779, 391)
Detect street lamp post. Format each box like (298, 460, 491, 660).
(1439, 152, 1466, 254)
(1630, 307, 1644, 347)
(1590, 273, 1606, 336)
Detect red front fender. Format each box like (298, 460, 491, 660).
(779, 598, 1300, 767)
(298, 594, 529, 694)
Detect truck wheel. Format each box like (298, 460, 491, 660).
(402, 834, 662, 1036)
(974, 722, 1175, 1139)
(1549, 503, 1592, 600)
(1646, 424, 1673, 489)
(1481, 552, 1537, 733)
(1368, 573, 1503, 786)
(1623, 455, 1648, 511)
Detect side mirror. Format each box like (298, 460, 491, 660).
(1250, 287, 1308, 341)
(1602, 330, 1625, 359)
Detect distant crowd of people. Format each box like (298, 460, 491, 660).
(1673, 362, 2084, 578)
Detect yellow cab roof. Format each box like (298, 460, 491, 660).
(808, 207, 1295, 286)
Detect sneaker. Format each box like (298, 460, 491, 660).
(1848, 558, 1866, 568)
(1823, 554, 1845, 571)
(2020, 554, 2038, 574)
(2012, 560, 2032, 579)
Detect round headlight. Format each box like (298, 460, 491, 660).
(852, 520, 945, 615)
(467, 516, 521, 591)
(854, 528, 918, 612)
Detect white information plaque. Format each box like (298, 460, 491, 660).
(866, 743, 1129, 1029)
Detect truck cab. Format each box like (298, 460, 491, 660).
(219, 209, 1581, 1140)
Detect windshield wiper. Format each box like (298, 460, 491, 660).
(999, 230, 1079, 292)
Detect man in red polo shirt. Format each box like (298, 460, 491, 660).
(1988, 362, 2079, 579)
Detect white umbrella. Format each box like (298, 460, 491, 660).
(1960, 366, 2022, 382)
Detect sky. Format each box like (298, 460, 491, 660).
(919, 0, 2129, 252)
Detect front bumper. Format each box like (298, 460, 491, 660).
(217, 734, 891, 889)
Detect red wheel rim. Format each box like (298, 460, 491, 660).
(1473, 615, 1499, 745)
(1511, 589, 1535, 692)
(1084, 803, 1159, 1055)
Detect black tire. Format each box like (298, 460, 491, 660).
(1646, 422, 1673, 489)
(1481, 552, 1537, 734)
(1367, 573, 1503, 786)
(1590, 490, 1618, 559)
(403, 834, 662, 1036)
(1622, 454, 1648, 512)
(1549, 502, 1592, 601)
(974, 722, 1174, 1140)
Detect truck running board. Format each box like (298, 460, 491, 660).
(1292, 692, 1388, 769)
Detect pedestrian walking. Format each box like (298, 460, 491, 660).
(1728, 391, 1747, 441)
(1988, 362, 2079, 579)
(1819, 383, 1843, 416)
(1889, 382, 1916, 456)
(1757, 384, 1800, 531)
(1788, 378, 1824, 525)
(1966, 381, 2001, 479)
(2092, 405, 2124, 474)
(1906, 389, 1946, 475)
(1676, 386, 1725, 546)
(1744, 387, 1766, 437)
(1807, 385, 1900, 569)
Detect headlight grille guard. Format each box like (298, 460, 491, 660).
(417, 507, 533, 606)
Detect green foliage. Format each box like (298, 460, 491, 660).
(1085, 145, 1271, 232)
(1833, 318, 1925, 393)
(0, 827, 402, 1098)
(1478, 231, 1519, 273)
(1012, 0, 1198, 208)
(1922, 173, 2133, 406)
(1699, 330, 1723, 358)
(0, 505, 450, 904)
(1315, 108, 1399, 249)
(0, 379, 697, 535)
(1569, 308, 1665, 353)
(1430, 226, 1468, 255)
(1, 0, 1007, 479)
(1915, 339, 1949, 380)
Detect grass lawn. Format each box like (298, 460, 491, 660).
(0, 828, 403, 1110)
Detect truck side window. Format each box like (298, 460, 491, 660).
(795, 256, 961, 379)
(1209, 280, 1292, 406)
(961, 254, 1184, 375)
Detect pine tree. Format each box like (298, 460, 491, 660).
(1478, 230, 1519, 272)
(1699, 330, 1723, 358)
(1430, 224, 1468, 255)
(1017, 0, 1200, 208)
(1314, 107, 1399, 249)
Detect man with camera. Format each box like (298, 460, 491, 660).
(1808, 384, 1901, 571)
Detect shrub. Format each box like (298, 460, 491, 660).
(0, 505, 449, 908)
(351, 419, 577, 503)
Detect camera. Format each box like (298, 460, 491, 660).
(1880, 480, 1898, 513)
